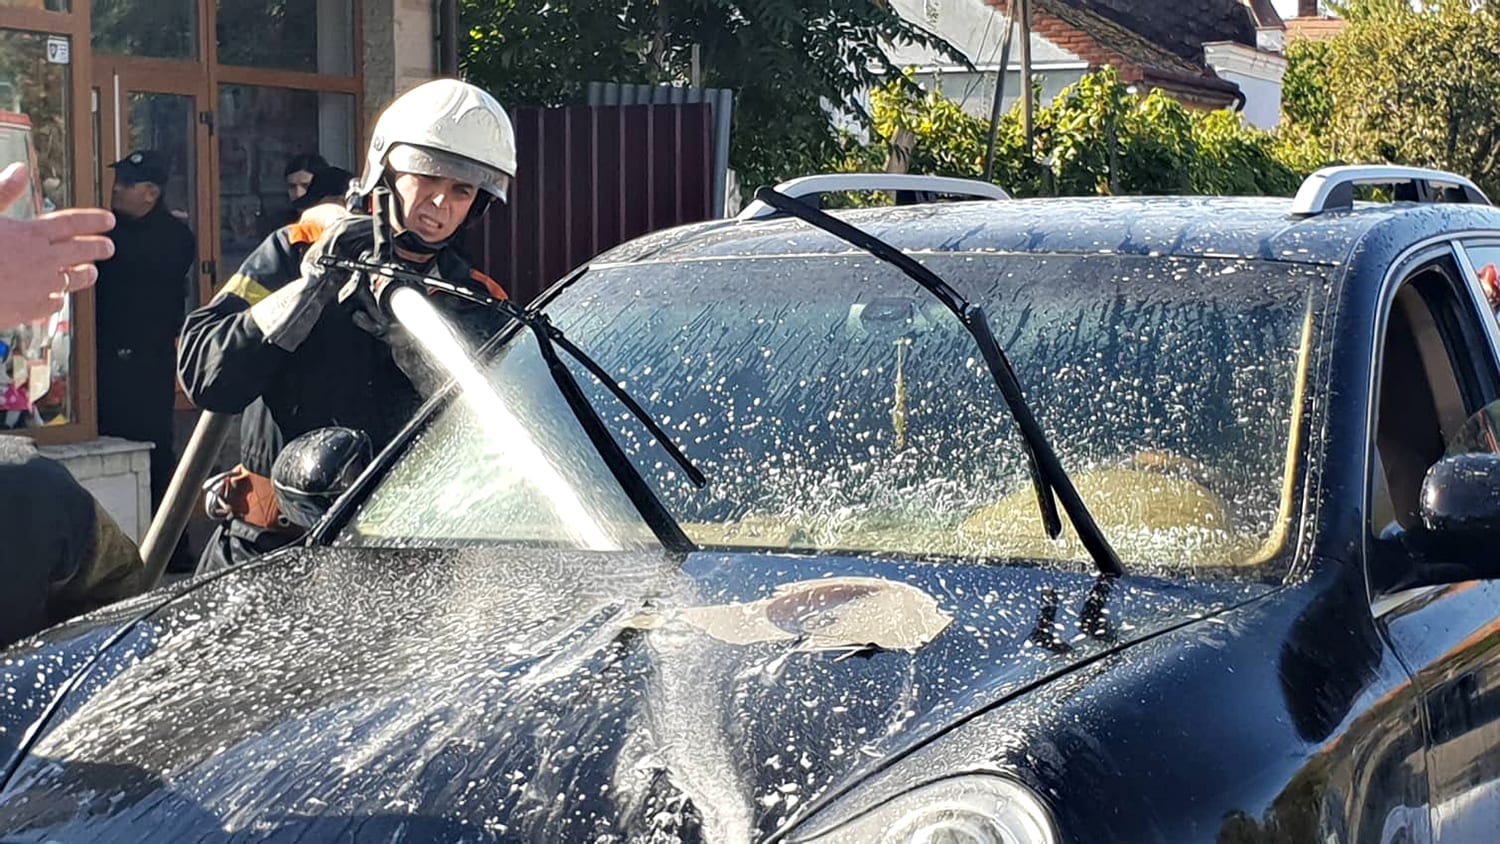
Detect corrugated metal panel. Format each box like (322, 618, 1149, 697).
(587, 83, 733, 217)
(473, 103, 716, 305)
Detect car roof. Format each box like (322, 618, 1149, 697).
(594, 195, 1500, 268)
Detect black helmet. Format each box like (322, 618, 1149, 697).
(271, 427, 373, 528)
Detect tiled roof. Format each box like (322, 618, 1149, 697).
(1242, 0, 1286, 29)
(1285, 16, 1348, 43)
(1057, 0, 1259, 60)
(1020, 0, 1245, 106)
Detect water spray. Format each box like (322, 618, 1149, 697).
(382, 284, 624, 550)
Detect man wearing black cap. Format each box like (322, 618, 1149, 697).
(95, 149, 197, 572)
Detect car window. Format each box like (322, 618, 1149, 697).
(343, 328, 661, 552)
(1368, 250, 1500, 590)
(344, 253, 1326, 580)
(1462, 240, 1500, 333)
(1439, 240, 1500, 455)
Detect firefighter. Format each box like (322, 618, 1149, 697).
(178, 79, 517, 573)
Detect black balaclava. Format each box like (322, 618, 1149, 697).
(378, 172, 495, 260)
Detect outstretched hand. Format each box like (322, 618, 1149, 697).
(0, 162, 115, 326)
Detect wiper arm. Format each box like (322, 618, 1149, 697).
(319, 255, 703, 553)
(526, 313, 698, 553)
(753, 187, 1123, 577)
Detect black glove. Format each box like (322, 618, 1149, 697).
(307, 213, 376, 265)
(338, 257, 452, 396)
(249, 214, 376, 352)
(342, 254, 422, 342)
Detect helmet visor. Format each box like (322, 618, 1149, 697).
(386, 143, 510, 201)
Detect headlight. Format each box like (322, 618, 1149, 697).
(794, 775, 1059, 844)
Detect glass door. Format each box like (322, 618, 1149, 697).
(94, 62, 214, 426)
(0, 25, 79, 431)
(216, 83, 354, 275)
(95, 65, 212, 310)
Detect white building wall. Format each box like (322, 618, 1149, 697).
(886, 0, 1087, 117)
(394, 0, 440, 95)
(1203, 41, 1287, 130)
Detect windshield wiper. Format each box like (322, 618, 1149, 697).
(318, 255, 703, 554)
(753, 187, 1124, 577)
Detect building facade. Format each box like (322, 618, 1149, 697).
(884, 0, 1287, 126)
(0, 0, 445, 540)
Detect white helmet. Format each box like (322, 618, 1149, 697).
(355, 78, 517, 203)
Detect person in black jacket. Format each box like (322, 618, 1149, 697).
(94, 150, 196, 571)
(276, 153, 332, 230)
(0, 436, 150, 649)
(289, 165, 354, 220)
(283, 152, 329, 206)
(178, 79, 517, 573)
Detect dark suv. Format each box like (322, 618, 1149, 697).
(4, 166, 1500, 843)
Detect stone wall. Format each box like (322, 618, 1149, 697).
(363, 0, 396, 133)
(363, 0, 441, 136)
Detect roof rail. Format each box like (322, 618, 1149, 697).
(738, 173, 1009, 221)
(1291, 165, 1491, 217)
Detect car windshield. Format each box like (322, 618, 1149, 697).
(339, 251, 1325, 580)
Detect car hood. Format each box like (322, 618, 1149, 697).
(0, 545, 1268, 841)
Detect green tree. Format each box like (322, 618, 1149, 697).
(1311, 0, 1500, 196)
(460, 0, 650, 109)
(857, 67, 1310, 199)
(868, 73, 990, 178)
(1281, 39, 1331, 133)
(1191, 110, 1303, 196)
(459, 0, 964, 194)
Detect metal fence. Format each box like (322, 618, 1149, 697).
(471, 102, 720, 305)
(586, 83, 734, 216)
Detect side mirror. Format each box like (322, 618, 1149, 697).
(1417, 453, 1500, 561)
(271, 427, 373, 529)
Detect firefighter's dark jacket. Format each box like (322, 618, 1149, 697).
(178, 218, 508, 477)
(0, 436, 148, 649)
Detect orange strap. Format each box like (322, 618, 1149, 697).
(219, 465, 287, 530)
(470, 268, 508, 300)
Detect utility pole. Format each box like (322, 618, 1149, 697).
(437, 0, 459, 76)
(1018, 0, 1034, 154)
(982, 0, 1017, 182)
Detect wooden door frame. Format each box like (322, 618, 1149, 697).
(4, 0, 366, 439)
(0, 3, 98, 443)
(93, 56, 216, 301)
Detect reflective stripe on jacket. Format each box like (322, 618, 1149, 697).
(177, 220, 509, 477)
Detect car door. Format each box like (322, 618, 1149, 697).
(1369, 241, 1500, 843)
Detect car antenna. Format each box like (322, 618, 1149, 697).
(752, 186, 1124, 577)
